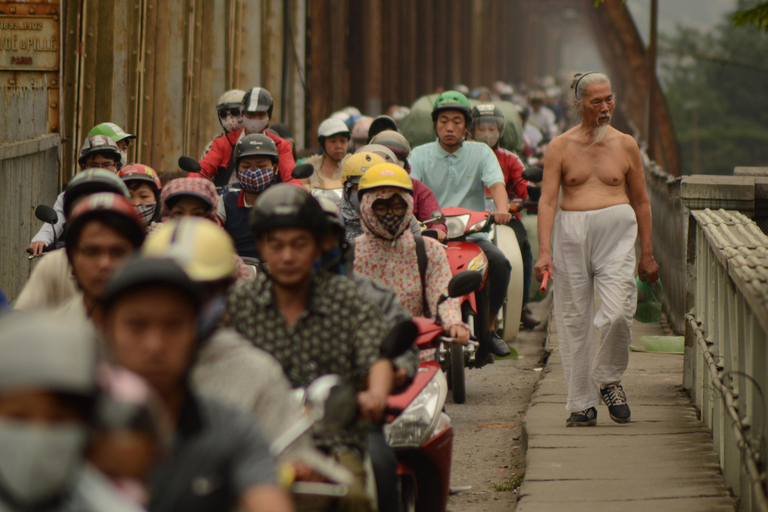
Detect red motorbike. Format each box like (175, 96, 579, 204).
(384, 272, 482, 512)
(435, 206, 495, 404)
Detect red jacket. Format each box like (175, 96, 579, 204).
(491, 147, 528, 220)
(198, 128, 298, 185)
(412, 178, 447, 234)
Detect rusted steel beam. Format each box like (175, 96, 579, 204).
(306, 0, 329, 147)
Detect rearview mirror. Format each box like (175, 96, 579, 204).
(380, 320, 418, 360)
(35, 205, 59, 225)
(522, 167, 543, 183)
(306, 375, 358, 432)
(178, 156, 202, 174)
(424, 211, 445, 225)
(448, 271, 484, 298)
(291, 163, 314, 180)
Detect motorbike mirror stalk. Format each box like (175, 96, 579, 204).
(424, 211, 445, 225)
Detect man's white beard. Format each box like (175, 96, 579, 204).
(592, 115, 611, 144)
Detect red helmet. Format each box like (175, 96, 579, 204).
(65, 192, 145, 262)
(118, 164, 162, 191)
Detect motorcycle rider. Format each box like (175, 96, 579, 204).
(200, 89, 246, 158)
(58, 192, 146, 321)
(119, 164, 163, 230)
(16, 170, 133, 310)
(142, 218, 335, 477)
(409, 90, 513, 357)
(217, 134, 280, 258)
(340, 151, 387, 242)
(29, 135, 123, 256)
(87, 122, 136, 166)
(221, 184, 395, 512)
(366, 115, 398, 143)
(369, 130, 448, 241)
(354, 163, 469, 344)
(350, 116, 374, 152)
(198, 86, 297, 186)
(471, 104, 540, 328)
(302, 118, 350, 205)
(101, 257, 293, 512)
(0, 313, 145, 512)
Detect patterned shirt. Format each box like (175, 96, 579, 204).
(220, 271, 387, 453)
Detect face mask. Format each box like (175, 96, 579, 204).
(377, 211, 407, 236)
(475, 131, 500, 148)
(221, 114, 243, 133)
(0, 419, 86, 507)
(135, 202, 157, 225)
(242, 117, 269, 134)
(237, 167, 274, 194)
(119, 149, 129, 167)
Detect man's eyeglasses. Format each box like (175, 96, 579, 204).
(219, 108, 242, 119)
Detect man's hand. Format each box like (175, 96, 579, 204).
(490, 211, 512, 225)
(357, 390, 388, 423)
(534, 253, 553, 282)
(436, 229, 447, 243)
(638, 255, 660, 284)
(449, 323, 470, 345)
(29, 241, 46, 256)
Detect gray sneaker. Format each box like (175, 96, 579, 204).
(566, 407, 597, 427)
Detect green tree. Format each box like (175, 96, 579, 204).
(659, 4, 768, 174)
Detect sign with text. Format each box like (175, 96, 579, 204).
(0, 16, 59, 71)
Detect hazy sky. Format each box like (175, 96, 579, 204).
(627, 0, 738, 42)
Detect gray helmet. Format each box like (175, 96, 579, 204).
(0, 313, 97, 397)
(250, 184, 328, 240)
(242, 87, 274, 119)
(355, 144, 398, 164)
(63, 169, 131, 219)
(234, 134, 279, 165)
(78, 135, 122, 169)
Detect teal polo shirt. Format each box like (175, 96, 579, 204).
(409, 140, 505, 212)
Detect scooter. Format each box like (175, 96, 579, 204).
(384, 272, 483, 512)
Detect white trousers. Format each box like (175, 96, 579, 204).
(553, 204, 638, 412)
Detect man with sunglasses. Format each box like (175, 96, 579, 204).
(198, 87, 297, 187)
(200, 89, 246, 158)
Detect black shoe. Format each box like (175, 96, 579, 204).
(600, 384, 631, 423)
(488, 331, 511, 357)
(520, 305, 541, 329)
(566, 407, 597, 427)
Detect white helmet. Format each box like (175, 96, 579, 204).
(318, 118, 351, 142)
(217, 89, 246, 110)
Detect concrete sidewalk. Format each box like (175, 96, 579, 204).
(517, 311, 736, 511)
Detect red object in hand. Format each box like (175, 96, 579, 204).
(540, 271, 549, 293)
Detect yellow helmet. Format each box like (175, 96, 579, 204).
(142, 218, 236, 282)
(340, 151, 386, 185)
(357, 163, 413, 196)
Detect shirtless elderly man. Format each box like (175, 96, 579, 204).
(535, 72, 659, 427)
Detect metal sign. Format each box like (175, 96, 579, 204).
(0, 15, 59, 71)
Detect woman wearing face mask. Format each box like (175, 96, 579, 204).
(354, 164, 470, 344)
(200, 89, 246, 159)
(216, 134, 279, 259)
(197, 86, 298, 187)
(339, 151, 387, 242)
(0, 313, 145, 512)
(119, 164, 162, 232)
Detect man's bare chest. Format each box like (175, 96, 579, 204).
(561, 144, 629, 187)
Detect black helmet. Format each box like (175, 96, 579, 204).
(103, 257, 204, 313)
(369, 131, 411, 164)
(431, 90, 473, 127)
(78, 135, 122, 169)
(63, 169, 131, 219)
(250, 184, 329, 240)
(470, 104, 506, 139)
(367, 116, 399, 143)
(234, 134, 279, 165)
(242, 87, 274, 120)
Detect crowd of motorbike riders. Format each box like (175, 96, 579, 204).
(3, 78, 569, 512)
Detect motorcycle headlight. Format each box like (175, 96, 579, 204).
(384, 371, 447, 448)
(445, 214, 470, 239)
(467, 253, 488, 276)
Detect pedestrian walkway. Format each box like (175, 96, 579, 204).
(517, 309, 737, 512)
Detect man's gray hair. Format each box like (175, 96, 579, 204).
(570, 72, 611, 112)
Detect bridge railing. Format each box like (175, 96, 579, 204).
(645, 160, 768, 511)
(686, 208, 768, 512)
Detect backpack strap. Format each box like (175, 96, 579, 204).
(413, 233, 431, 318)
